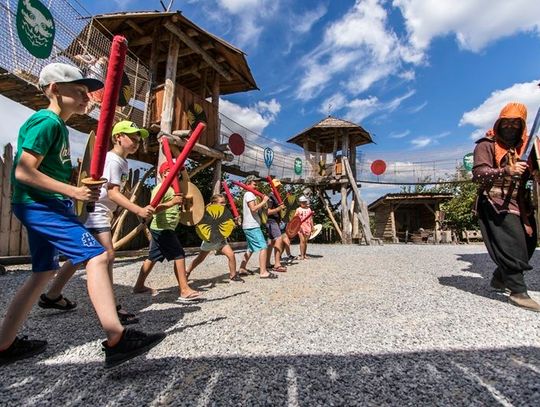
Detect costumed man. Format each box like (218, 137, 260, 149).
(472, 102, 539, 312)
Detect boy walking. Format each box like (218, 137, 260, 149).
(0, 63, 165, 368)
(133, 161, 203, 302)
(238, 175, 276, 279)
(38, 120, 155, 324)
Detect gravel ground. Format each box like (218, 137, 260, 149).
(1, 243, 540, 406)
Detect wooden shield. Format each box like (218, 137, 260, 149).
(309, 224, 322, 240)
(257, 196, 268, 225)
(281, 194, 297, 222)
(178, 182, 205, 226)
(285, 215, 302, 239)
(196, 204, 235, 243)
(76, 131, 95, 222)
(178, 168, 190, 195)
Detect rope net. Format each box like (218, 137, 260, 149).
(0, 0, 149, 126)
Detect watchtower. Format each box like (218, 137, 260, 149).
(287, 116, 375, 244)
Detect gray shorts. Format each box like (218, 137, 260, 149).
(266, 220, 282, 241)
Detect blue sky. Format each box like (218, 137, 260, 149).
(3, 0, 540, 202)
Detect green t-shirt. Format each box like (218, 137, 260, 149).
(11, 110, 72, 204)
(150, 184, 180, 230)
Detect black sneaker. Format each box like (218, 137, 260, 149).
(102, 329, 166, 369)
(0, 336, 47, 366)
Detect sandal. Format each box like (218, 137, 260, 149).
(230, 273, 245, 282)
(273, 266, 287, 273)
(176, 292, 204, 303)
(260, 273, 278, 279)
(116, 305, 139, 325)
(38, 294, 77, 311)
(238, 268, 254, 277)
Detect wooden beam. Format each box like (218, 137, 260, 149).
(189, 158, 217, 178)
(343, 156, 373, 244)
(211, 72, 222, 194)
(167, 132, 234, 161)
(130, 36, 153, 47)
(164, 20, 232, 81)
(160, 38, 180, 135)
(125, 19, 146, 36)
(317, 188, 343, 240)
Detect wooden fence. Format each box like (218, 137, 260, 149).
(0, 143, 153, 259)
(0, 144, 28, 256)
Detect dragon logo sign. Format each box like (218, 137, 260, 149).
(16, 0, 55, 58)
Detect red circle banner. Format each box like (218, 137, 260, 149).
(371, 160, 386, 175)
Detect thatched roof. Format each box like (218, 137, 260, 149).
(89, 11, 258, 97)
(287, 116, 373, 153)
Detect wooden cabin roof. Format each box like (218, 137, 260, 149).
(287, 116, 373, 153)
(368, 193, 453, 211)
(89, 11, 258, 97)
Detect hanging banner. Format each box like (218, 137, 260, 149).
(462, 153, 474, 172)
(17, 0, 55, 59)
(371, 160, 386, 176)
(264, 147, 274, 169)
(294, 157, 302, 175)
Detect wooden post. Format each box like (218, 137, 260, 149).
(211, 72, 222, 194)
(434, 202, 441, 245)
(159, 34, 180, 169)
(143, 25, 161, 128)
(342, 157, 373, 244)
(332, 132, 338, 178)
(390, 205, 398, 243)
(317, 189, 343, 240)
(315, 139, 321, 177)
(0, 144, 9, 256)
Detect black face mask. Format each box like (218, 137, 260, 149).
(497, 122, 522, 148)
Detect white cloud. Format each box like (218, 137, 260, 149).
(390, 130, 410, 139)
(219, 97, 281, 135)
(394, 0, 540, 55)
(409, 101, 428, 113)
(410, 137, 432, 148)
(215, 0, 280, 48)
(292, 4, 327, 34)
(296, 0, 415, 100)
(318, 93, 347, 115)
(460, 79, 540, 139)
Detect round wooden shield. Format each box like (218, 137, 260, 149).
(196, 204, 235, 243)
(76, 131, 96, 222)
(285, 215, 302, 240)
(228, 133, 245, 156)
(281, 194, 297, 222)
(178, 182, 205, 226)
(309, 224, 322, 240)
(257, 196, 268, 225)
(371, 160, 386, 176)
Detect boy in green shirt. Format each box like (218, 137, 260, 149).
(0, 63, 165, 368)
(133, 161, 203, 302)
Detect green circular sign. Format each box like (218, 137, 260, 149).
(17, 0, 55, 59)
(463, 153, 474, 172)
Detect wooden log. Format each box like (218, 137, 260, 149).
(1, 145, 14, 255)
(317, 188, 343, 240)
(160, 38, 180, 135)
(211, 72, 222, 195)
(167, 132, 233, 161)
(189, 158, 217, 178)
(113, 223, 147, 250)
(342, 157, 373, 244)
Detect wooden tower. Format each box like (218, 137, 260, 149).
(287, 116, 375, 244)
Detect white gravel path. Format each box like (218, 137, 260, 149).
(1, 243, 540, 406)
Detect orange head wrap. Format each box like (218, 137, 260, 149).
(491, 102, 528, 166)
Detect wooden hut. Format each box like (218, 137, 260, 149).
(287, 116, 374, 244)
(368, 193, 453, 243)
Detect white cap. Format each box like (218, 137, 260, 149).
(298, 195, 308, 202)
(39, 63, 103, 92)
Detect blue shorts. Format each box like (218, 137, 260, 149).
(148, 229, 185, 262)
(244, 227, 267, 253)
(12, 199, 105, 272)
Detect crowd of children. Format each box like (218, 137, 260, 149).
(0, 62, 315, 368)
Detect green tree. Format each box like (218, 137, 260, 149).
(439, 168, 478, 235)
